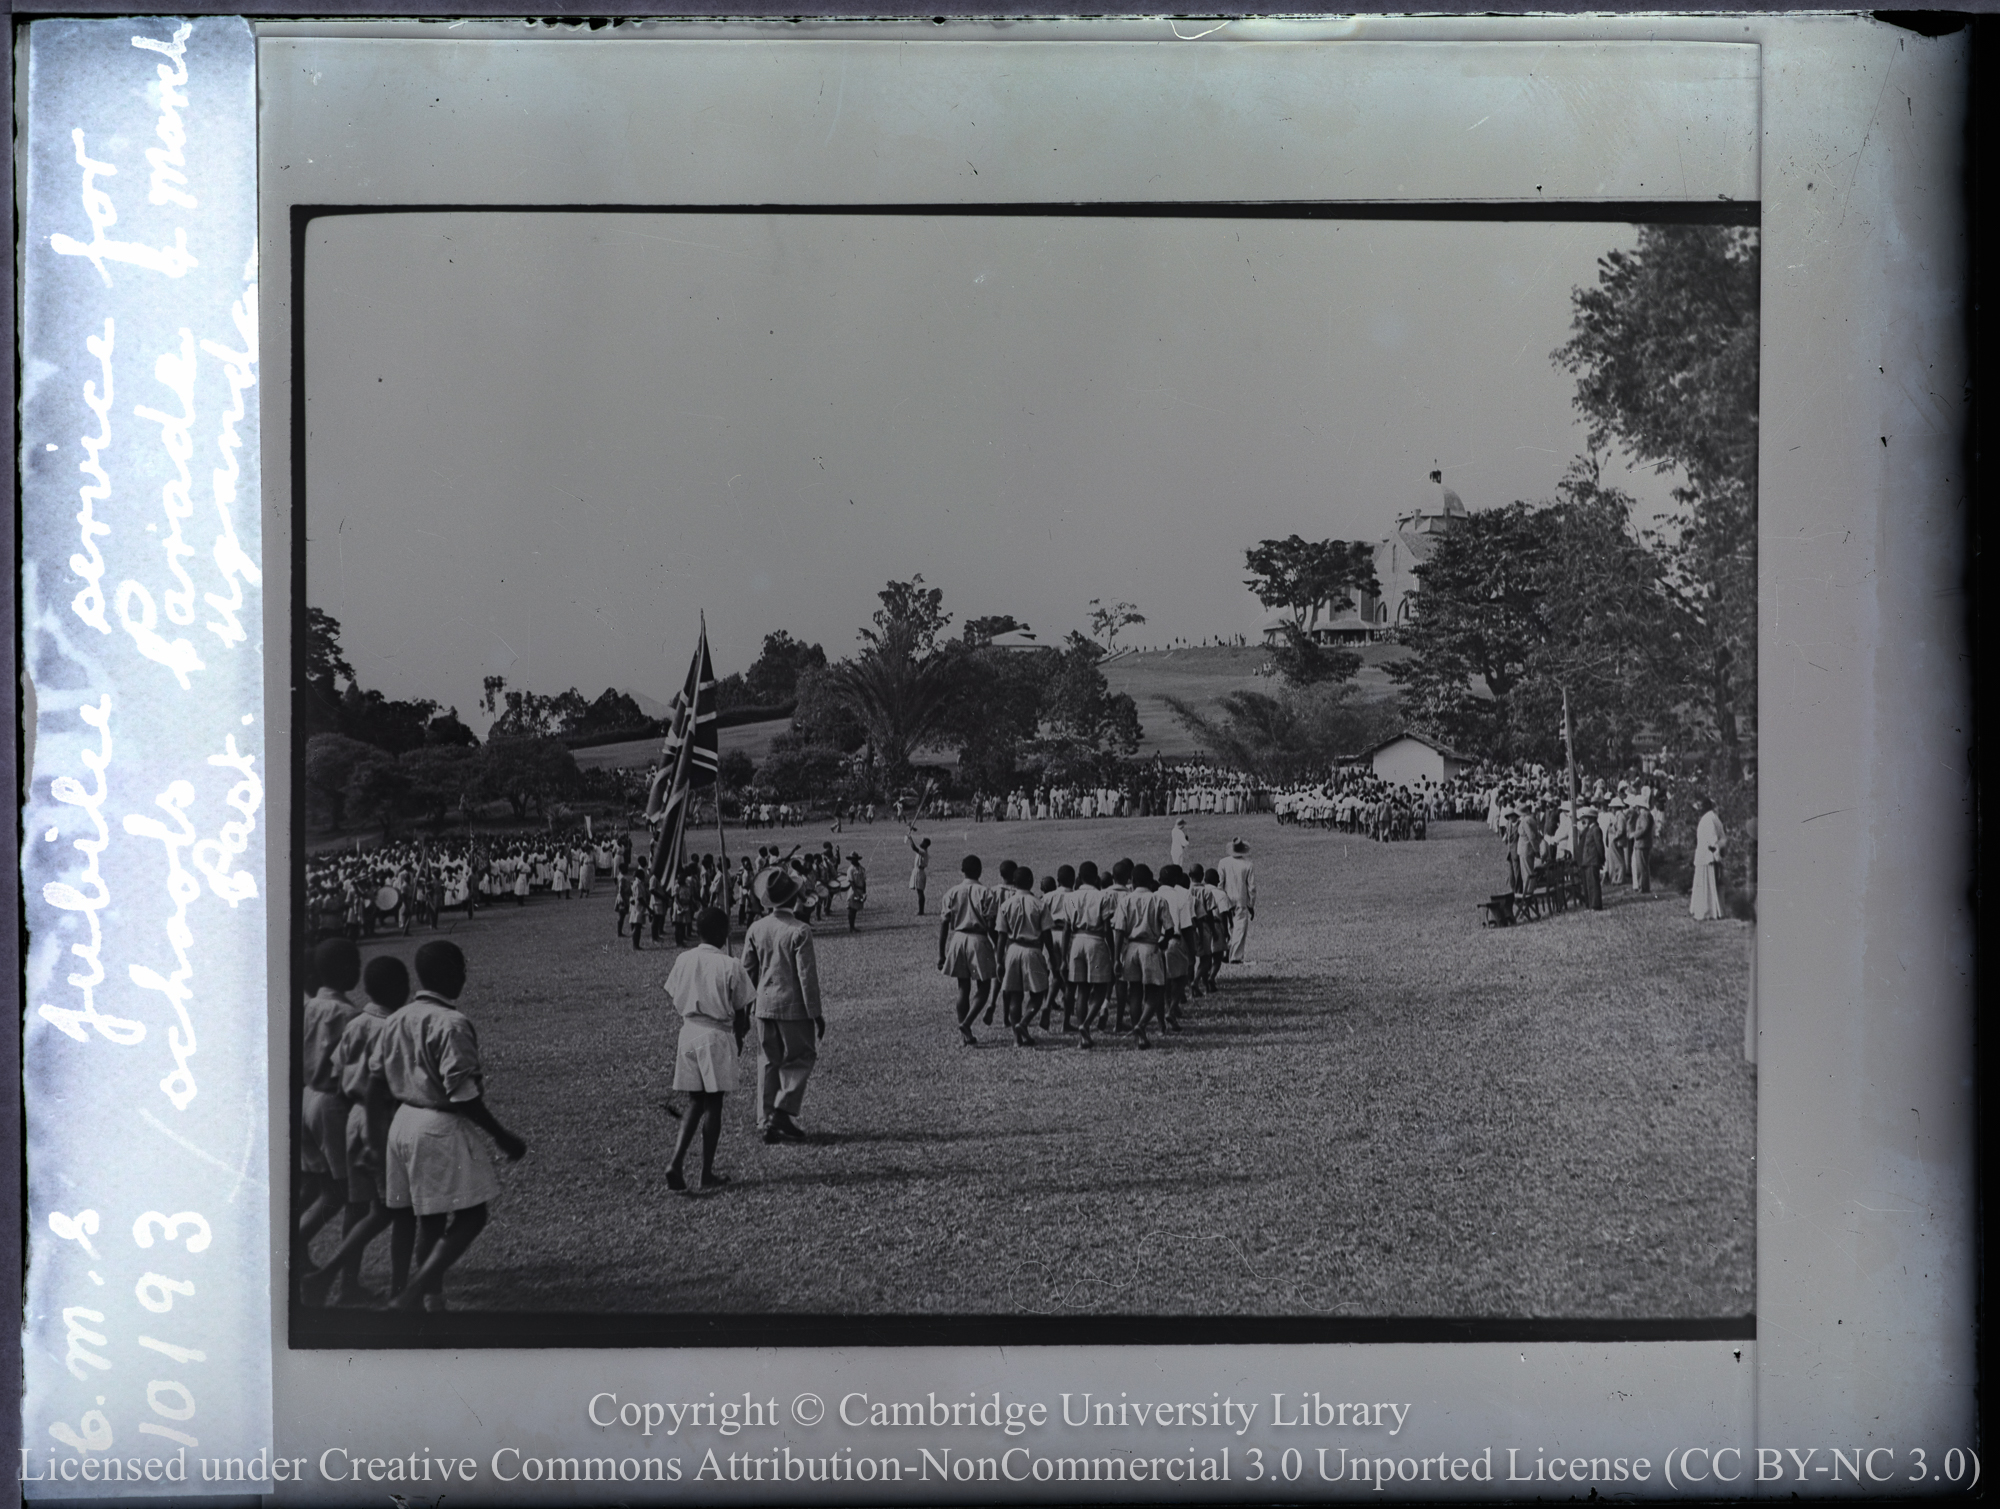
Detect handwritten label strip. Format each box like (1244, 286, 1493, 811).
(18, 17, 271, 1495)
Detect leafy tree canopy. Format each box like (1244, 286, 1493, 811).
(742, 630, 827, 705)
(1243, 536, 1379, 632)
(1086, 599, 1145, 653)
(305, 607, 355, 689)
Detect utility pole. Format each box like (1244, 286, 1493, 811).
(1562, 684, 1579, 818)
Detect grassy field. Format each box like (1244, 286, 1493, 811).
(1098, 643, 1409, 758)
(311, 816, 1753, 1319)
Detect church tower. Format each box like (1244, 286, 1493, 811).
(1368, 470, 1468, 631)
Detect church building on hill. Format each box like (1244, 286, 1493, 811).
(1261, 471, 1470, 647)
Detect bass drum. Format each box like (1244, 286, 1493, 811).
(374, 885, 401, 913)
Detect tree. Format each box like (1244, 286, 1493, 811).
(1553, 224, 1758, 785)
(304, 732, 377, 831)
(479, 677, 568, 740)
(863, 575, 952, 657)
(822, 641, 965, 788)
(1384, 500, 1553, 756)
(786, 665, 870, 753)
(961, 615, 1032, 647)
(305, 607, 355, 689)
(475, 736, 580, 821)
(1386, 468, 1687, 770)
(424, 706, 480, 748)
(824, 577, 967, 786)
(336, 684, 440, 755)
(758, 743, 849, 803)
(399, 744, 479, 824)
(578, 688, 647, 734)
(1038, 632, 1143, 757)
(718, 748, 756, 791)
(1243, 536, 1379, 636)
(345, 750, 412, 833)
(742, 631, 828, 706)
(1087, 599, 1145, 653)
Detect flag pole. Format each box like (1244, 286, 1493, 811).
(705, 613, 734, 945)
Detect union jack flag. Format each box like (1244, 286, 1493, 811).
(644, 617, 720, 883)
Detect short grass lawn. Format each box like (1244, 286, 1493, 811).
(315, 815, 1753, 1318)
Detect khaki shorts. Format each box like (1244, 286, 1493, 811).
(1001, 941, 1050, 994)
(300, 1086, 348, 1179)
(1165, 937, 1193, 980)
(1067, 932, 1114, 985)
(673, 1018, 741, 1094)
(1120, 940, 1168, 987)
(384, 1105, 501, 1216)
(941, 931, 995, 981)
(344, 1101, 384, 1205)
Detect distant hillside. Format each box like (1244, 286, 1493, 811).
(1101, 643, 1408, 759)
(570, 717, 795, 773)
(579, 646, 1409, 769)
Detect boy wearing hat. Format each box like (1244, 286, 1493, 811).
(662, 906, 754, 1189)
(937, 856, 998, 1045)
(742, 867, 825, 1142)
(1574, 805, 1606, 910)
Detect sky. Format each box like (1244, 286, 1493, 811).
(303, 211, 1680, 722)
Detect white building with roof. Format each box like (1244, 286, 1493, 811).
(1364, 729, 1477, 786)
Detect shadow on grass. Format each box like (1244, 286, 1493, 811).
(746, 1162, 975, 1191)
(823, 1125, 1085, 1147)
(1018, 1169, 1265, 1199)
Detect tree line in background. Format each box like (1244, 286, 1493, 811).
(764, 579, 1144, 803)
(301, 579, 1146, 833)
(1174, 224, 1758, 899)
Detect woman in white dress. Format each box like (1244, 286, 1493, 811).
(1690, 798, 1727, 920)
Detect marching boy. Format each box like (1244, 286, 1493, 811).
(662, 907, 754, 1191)
(300, 954, 410, 1307)
(937, 855, 998, 1046)
(1112, 863, 1178, 1049)
(994, 866, 1052, 1047)
(378, 941, 528, 1312)
(298, 938, 363, 1268)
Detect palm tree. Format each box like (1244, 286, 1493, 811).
(823, 633, 964, 788)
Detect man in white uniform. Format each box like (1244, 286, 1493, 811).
(1217, 838, 1257, 966)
